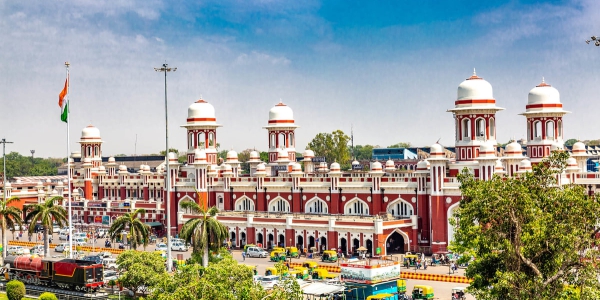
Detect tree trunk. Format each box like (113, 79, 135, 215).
(43, 228, 49, 257)
(203, 245, 209, 268)
(2, 217, 6, 259)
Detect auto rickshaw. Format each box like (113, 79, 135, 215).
(243, 244, 256, 252)
(311, 268, 337, 280)
(285, 246, 299, 258)
(322, 250, 338, 262)
(411, 285, 434, 300)
(265, 266, 288, 276)
(397, 279, 407, 294)
(303, 261, 319, 274)
(270, 250, 287, 262)
(451, 287, 466, 300)
(291, 267, 309, 280)
(403, 254, 419, 268)
(241, 264, 257, 276)
(272, 246, 285, 253)
(366, 293, 396, 300)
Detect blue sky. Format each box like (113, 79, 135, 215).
(0, 0, 599, 158)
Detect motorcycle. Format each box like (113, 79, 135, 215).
(118, 243, 125, 249)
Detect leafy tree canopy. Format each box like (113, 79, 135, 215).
(307, 130, 351, 168)
(387, 142, 411, 148)
(353, 145, 377, 161)
(0, 152, 63, 179)
(116, 250, 167, 295)
(565, 138, 578, 147)
(451, 151, 600, 300)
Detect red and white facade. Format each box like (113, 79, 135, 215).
(1, 72, 595, 256)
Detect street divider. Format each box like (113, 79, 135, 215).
(8, 240, 127, 255)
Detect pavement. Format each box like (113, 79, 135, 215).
(4, 231, 476, 300)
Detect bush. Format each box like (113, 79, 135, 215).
(39, 292, 58, 300)
(6, 280, 25, 300)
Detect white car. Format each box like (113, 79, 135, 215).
(97, 251, 112, 258)
(260, 275, 280, 289)
(59, 232, 69, 240)
(73, 232, 88, 241)
(155, 243, 168, 252)
(103, 270, 119, 284)
(7, 246, 29, 255)
(54, 243, 78, 254)
(171, 241, 188, 252)
(102, 257, 118, 270)
(246, 246, 269, 258)
(73, 237, 87, 246)
(30, 245, 44, 255)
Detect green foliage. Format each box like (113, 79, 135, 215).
(564, 138, 578, 147)
(0, 152, 63, 178)
(6, 280, 25, 300)
(185, 247, 231, 265)
(307, 130, 351, 168)
(39, 292, 58, 300)
(451, 151, 600, 300)
(116, 250, 167, 295)
(353, 145, 375, 160)
(387, 142, 411, 148)
(259, 152, 269, 162)
(24, 196, 67, 256)
(0, 196, 23, 258)
(108, 279, 116, 288)
(108, 208, 150, 250)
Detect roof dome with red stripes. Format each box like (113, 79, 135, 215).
(187, 98, 217, 125)
(268, 101, 295, 126)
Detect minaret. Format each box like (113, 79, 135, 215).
(181, 98, 222, 165)
(520, 78, 570, 164)
(264, 101, 299, 164)
(448, 70, 504, 166)
(79, 125, 103, 168)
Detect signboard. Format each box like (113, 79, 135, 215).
(110, 202, 130, 208)
(94, 216, 103, 223)
(352, 164, 364, 171)
(311, 156, 326, 163)
(272, 165, 288, 172)
(70, 202, 84, 207)
(340, 262, 400, 284)
(102, 216, 110, 225)
(88, 202, 107, 208)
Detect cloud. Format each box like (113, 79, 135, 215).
(235, 51, 291, 66)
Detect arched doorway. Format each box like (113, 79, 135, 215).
(278, 234, 285, 248)
(320, 237, 327, 252)
(366, 239, 373, 255)
(352, 238, 360, 256)
(386, 231, 405, 254)
(297, 235, 304, 250)
(257, 233, 264, 246)
(340, 238, 347, 255)
(240, 232, 246, 248)
(308, 236, 315, 249)
(268, 233, 274, 249)
(230, 232, 236, 248)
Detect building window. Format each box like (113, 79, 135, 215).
(269, 199, 289, 212)
(489, 118, 495, 138)
(534, 121, 542, 138)
(462, 119, 470, 139)
(306, 199, 327, 214)
(546, 120, 555, 138)
(476, 118, 486, 138)
(388, 200, 413, 218)
(346, 200, 368, 215)
(236, 198, 254, 211)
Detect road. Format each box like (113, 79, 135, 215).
(6, 231, 475, 300)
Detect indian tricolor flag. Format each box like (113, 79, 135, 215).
(58, 76, 69, 123)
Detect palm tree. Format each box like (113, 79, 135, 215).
(24, 196, 68, 257)
(180, 193, 228, 267)
(108, 208, 150, 250)
(0, 196, 24, 258)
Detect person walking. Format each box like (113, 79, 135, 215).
(242, 251, 246, 261)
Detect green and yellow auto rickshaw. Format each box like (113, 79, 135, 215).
(311, 268, 337, 280)
(265, 266, 288, 276)
(403, 254, 419, 268)
(270, 250, 287, 262)
(397, 279, 407, 299)
(291, 267, 309, 280)
(285, 246, 299, 258)
(412, 285, 434, 300)
(321, 250, 338, 262)
(272, 246, 285, 253)
(241, 264, 257, 276)
(366, 293, 396, 300)
(303, 261, 319, 274)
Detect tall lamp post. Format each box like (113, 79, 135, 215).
(154, 63, 177, 272)
(30, 150, 35, 164)
(1, 139, 13, 259)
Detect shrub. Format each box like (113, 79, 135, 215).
(39, 292, 58, 300)
(6, 280, 25, 300)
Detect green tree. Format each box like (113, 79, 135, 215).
(307, 130, 351, 168)
(387, 142, 411, 148)
(0, 152, 62, 178)
(0, 196, 23, 258)
(39, 292, 58, 300)
(353, 145, 375, 160)
(179, 192, 228, 268)
(259, 151, 269, 162)
(108, 208, 150, 250)
(24, 196, 67, 256)
(6, 280, 24, 300)
(451, 151, 600, 300)
(565, 138, 578, 147)
(116, 250, 167, 296)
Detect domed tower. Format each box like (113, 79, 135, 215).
(181, 98, 221, 164)
(79, 125, 103, 168)
(263, 101, 299, 164)
(520, 79, 570, 163)
(447, 70, 504, 163)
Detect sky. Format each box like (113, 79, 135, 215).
(1, 0, 599, 158)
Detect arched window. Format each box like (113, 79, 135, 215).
(270, 134, 276, 148)
(208, 132, 214, 147)
(188, 133, 193, 149)
(387, 200, 413, 218)
(269, 198, 289, 212)
(94, 146, 99, 156)
(278, 133, 286, 148)
(236, 198, 255, 211)
(476, 118, 486, 138)
(345, 199, 369, 215)
(197, 132, 205, 148)
(462, 119, 471, 139)
(289, 133, 294, 147)
(489, 118, 495, 138)
(546, 120, 555, 138)
(557, 120, 563, 138)
(306, 198, 327, 214)
(534, 121, 542, 138)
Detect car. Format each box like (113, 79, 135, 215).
(54, 243, 77, 253)
(83, 255, 103, 264)
(260, 275, 280, 289)
(73, 237, 87, 246)
(97, 228, 107, 238)
(7, 246, 29, 255)
(171, 241, 188, 252)
(246, 246, 269, 258)
(52, 223, 61, 232)
(30, 245, 44, 255)
(59, 232, 69, 240)
(103, 270, 119, 284)
(33, 224, 45, 233)
(155, 243, 168, 252)
(73, 232, 88, 241)
(102, 257, 118, 270)
(97, 251, 112, 258)
(253, 275, 263, 283)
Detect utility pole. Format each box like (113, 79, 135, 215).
(154, 63, 177, 272)
(1, 138, 13, 259)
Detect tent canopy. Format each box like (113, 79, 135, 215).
(301, 282, 345, 295)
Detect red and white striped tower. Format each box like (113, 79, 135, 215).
(448, 70, 504, 176)
(79, 125, 103, 168)
(520, 79, 570, 164)
(182, 98, 221, 165)
(264, 101, 299, 165)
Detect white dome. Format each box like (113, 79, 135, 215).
(249, 151, 260, 160)
(417, 160, 430, 170)
(187, 99, 216, 123)
(505, 142, 523, 156)
(519, 159, 532, 170)
(430, 143, 444, 154)
(277, 149, 289, 161)
(371, 161, 383, 171)
(119, 165, 127, 171)
(83, 158, 92, 164)
(51, 189, 58, 196)
(46, 179, 51, 183)
(572, 142, 586, 152)
(385, 160, 395, 171)
(495, 159, 504, 171)
(352, 160, 359, 165)
(330, 162, 341, 172)
(457, 72, 494, 101)
(57, 180, 63, 186)
(292, 163, 302, 172)
(221, 164, 232, 171)
(303, 149, 314, 158)
(98, 166, 106, 171)
(108, 157, 115, 163)
(256, 163, 266, 171)
(567, 157, 577, 167)
(168, 152, 177, 161)
(226, 150, 238, 162)
(4, 182, 10, 188)
(551, 142, 564, 152)
(479, 142, 496, 158)
(528, 80, 560, 105)
(81, 125, 101, 140)
(268, 101, 294, 124)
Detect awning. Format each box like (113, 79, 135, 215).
(301, 282, 345, 295)
(145, 222, 164, 227)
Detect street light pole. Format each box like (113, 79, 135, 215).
(154, 63, 177, 272)
(1, 138, 13, 259)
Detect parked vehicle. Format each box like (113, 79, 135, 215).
(260, 275, 280, 289)
(83, 255, 103, 264)
(171, 241, 188, 252)
(322, 250, 338, 262)
(155, 243, 168, 252)
(246, 246, 268, 258)
(265, 267, 288, 277)
(286, 246, 299, 258)
(270, 250, 286, 262)
(7, 246, 29, 255)
(54, 243, 76, 253)
(59, 232, 69, 240)
(411, 285, 434, 300)
(102, 257, 118, 270)
(30, 245, 44, 255)
(97, 251, 112, 258)
(311, 268, 337, 280)
(103, 270, 119, 284)
(73, 237, 87, 246)
(451, 287, 466, 300)
(366, 294, 396, 300)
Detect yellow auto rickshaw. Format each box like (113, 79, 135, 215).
(272, 246, 285, 253)
(292, 267, 309, 280)
(397, 279, 407, 294)
(412, 285, 434, 300)
(241, 264, 257, 276)
(321, 250, 338, 263)
(366, 293, 396, 300)
(265, 266, 288, 276)
(270, 250, 287, 262)
(303, 261, 319, 274)
(403, 254, 419, 268)
(285, 246, 299, 258)
(311, 268, 337, 280)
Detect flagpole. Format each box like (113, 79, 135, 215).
(65, 61, 73, 259)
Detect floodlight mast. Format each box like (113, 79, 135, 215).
(154, 63, 176, 272)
